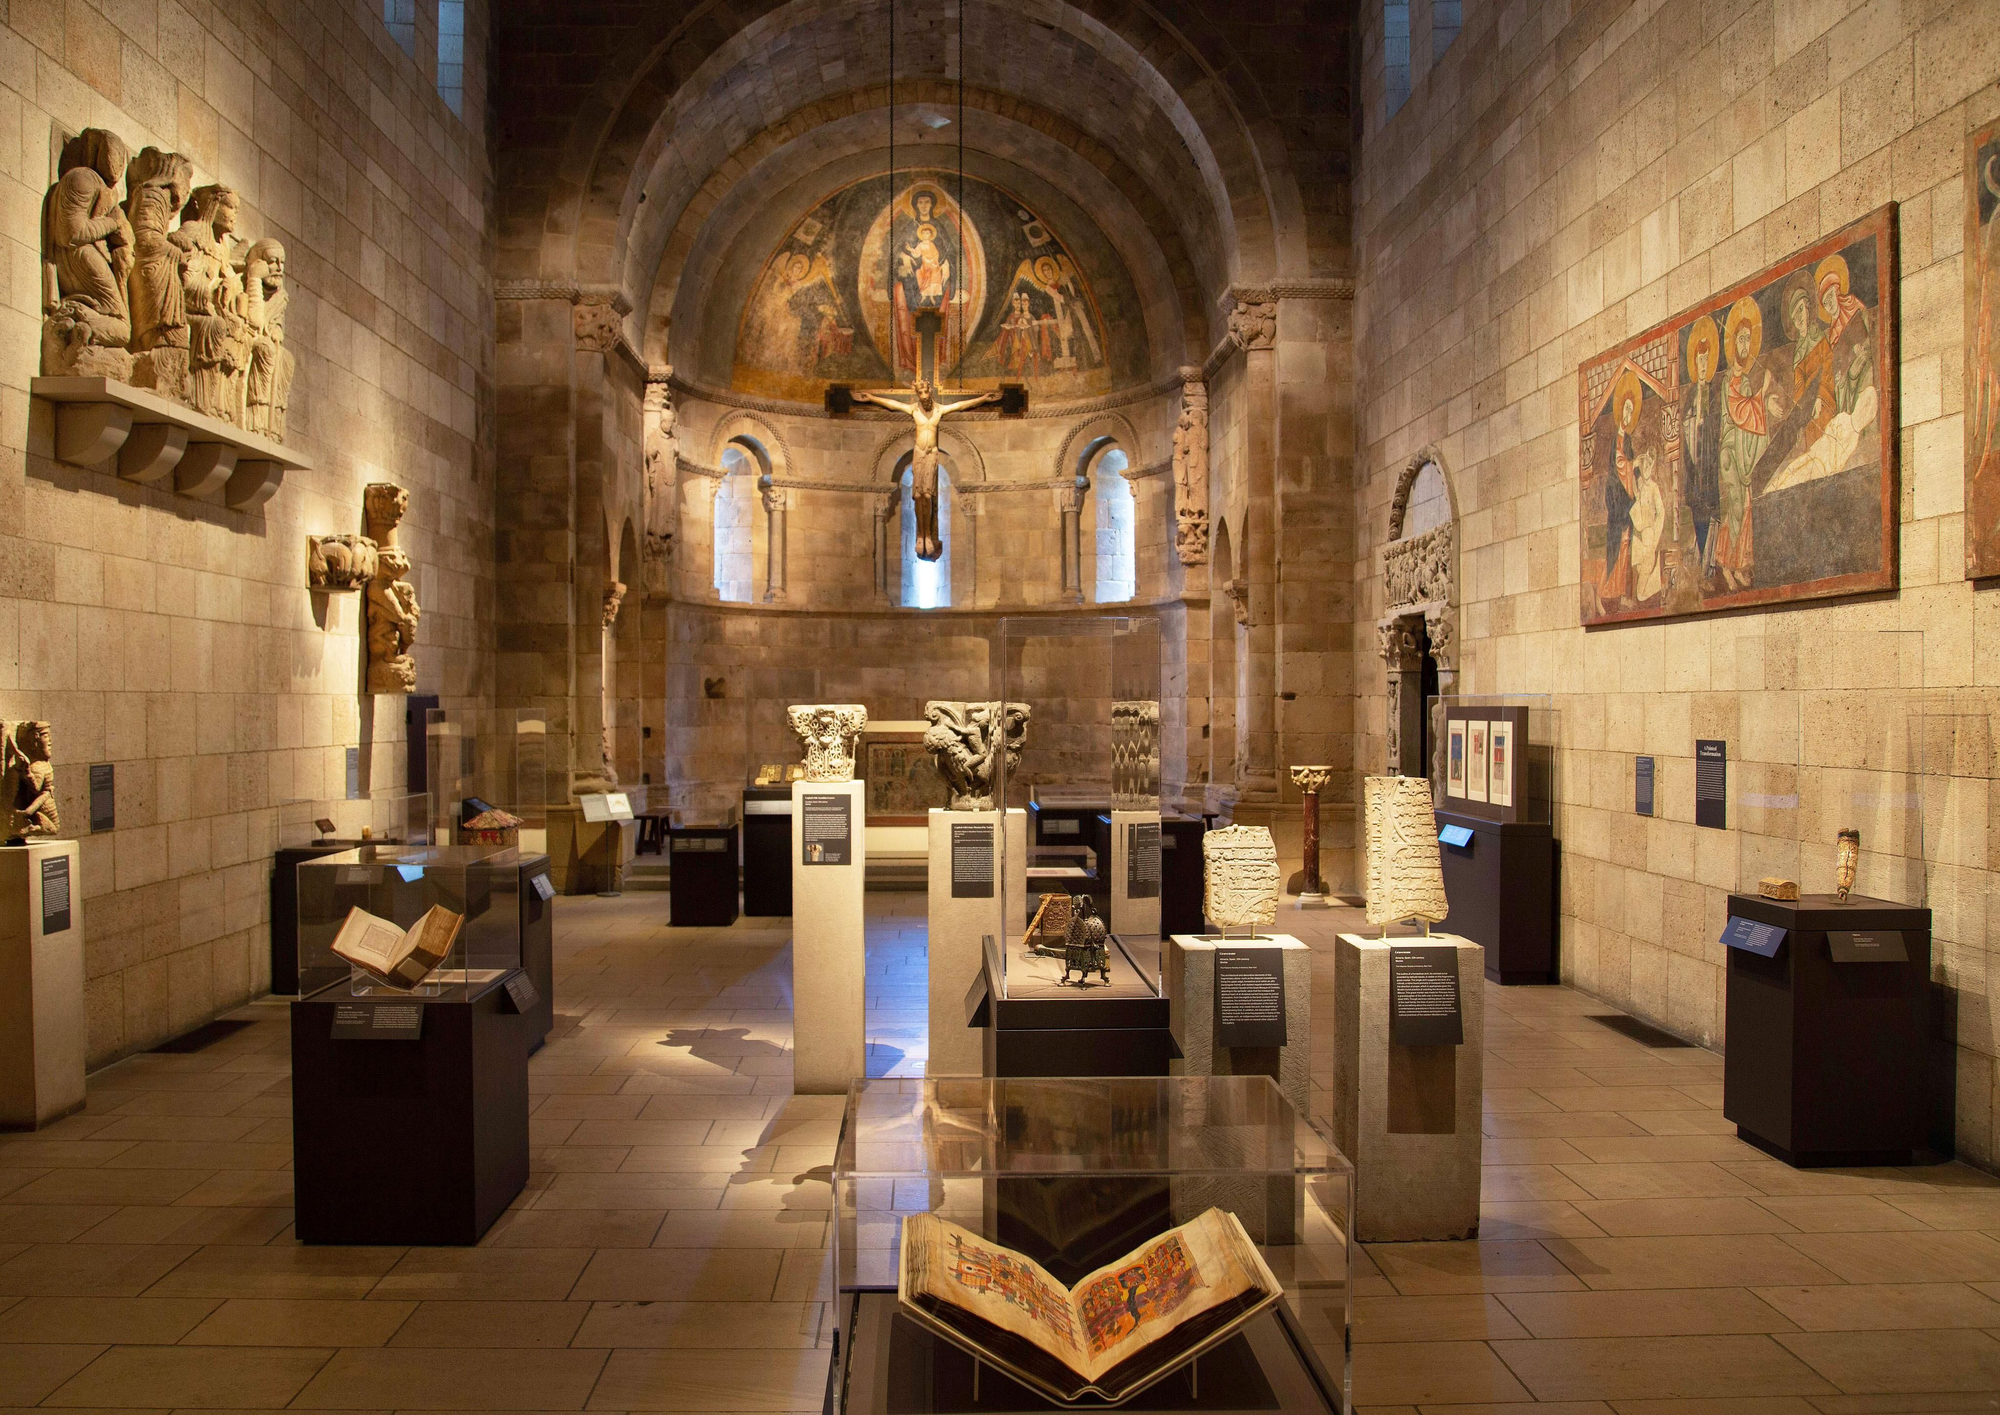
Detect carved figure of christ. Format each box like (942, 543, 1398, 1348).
(851, 380, 1001, 561)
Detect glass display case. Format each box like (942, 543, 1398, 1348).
(295, 845, 523, 999)
(425, 708, 555, 853)
(829, 1075, 1351, 1414)
(278, 790, 429, 849)
(994, 616, 1166, 995)
(1428, 693, 1559, 825)
(1734, 630, 1925, 906)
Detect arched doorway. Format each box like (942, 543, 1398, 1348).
(1380, 450, 1458, 780)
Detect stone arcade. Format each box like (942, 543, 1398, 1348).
(0, 2, 1997, 1411)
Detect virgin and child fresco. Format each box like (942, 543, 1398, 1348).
(731, 170, 1140, 401)
(1578, 205, 1897, 625)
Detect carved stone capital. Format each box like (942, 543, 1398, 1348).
(1423, 603, 1458, 672)
(573, 298, 623, 353)
(1377, 618, 1422, 670)
(787, 704, 868, 782)
(1290, 764, 1333, 795)
(602, 580, 627, 627)
(1227, 299, 1277, 351)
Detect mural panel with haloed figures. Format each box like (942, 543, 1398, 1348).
(1966, 118, 2000, 580)
(1577, 204, 1898, 626)
(731, 169, 1139, 401)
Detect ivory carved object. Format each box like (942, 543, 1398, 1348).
(1758, 877, 1800, 901)
(787, 705, 868, 782)
(1834, 829, 1860, 902)
(1203, 824, 1279, 934)
(922, 701, 1030, 810)
(1111, 700, 1160, 808)
(363, 485, 419, 694)
(1291, 765, 1333, 901)
(1364, 775, 1448, 932)
(0, 722, 59, 844)
(41, 129, 135, 379)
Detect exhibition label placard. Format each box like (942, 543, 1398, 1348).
(1695, 740, 1727, 829)
(802, 794, 852, 866)
(1635, 755, 1654, 817)
(331, 1002, 424, 1040)
(1389, 945, 1463, 1045)
(951, 822, 995, 899)
(1828, 929, 1907, 963)
(1437, 823, 1473, 848)
(39, 855, 70, 935)
(1214, 947, 1287, 1048)
(89, 763, 115, 832)
(1126, 821, 1161, 899)
(1720, 916, 1786, 957)
(530, 872, 555, 901)
(503, 972, 542, 1012)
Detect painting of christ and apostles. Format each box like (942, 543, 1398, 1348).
(731, 169, 1142, 402)
(1967, 119, 2000, 580)
(1578, 204, 1898, 626)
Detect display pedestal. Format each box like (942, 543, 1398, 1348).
(0, 841, 85, 1128)
(793, 780, 866, 1094)
(1161, 816, 1206, 936)
(518, 854, 555, 1051)
(1436, 808, 1557, 983)
(290, 974, 530, 1243)
(743, 787, 793, 916)
(1167, 934, 1311, 1120)
(1109, 808, 1162, 938)
(1723, 892, 1933, 1166)
(1333, 933, 1482, 1241)
(927, 808, 1025, 1077)
(970, 942, 1174, 1078)
(271, 843, 352, 995)
(669, 823, 740, 926)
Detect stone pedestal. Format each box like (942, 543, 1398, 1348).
(927, 808, 1025, 1078)
(1334, 932, 1483, 1241)
(1109, 809, 1162, 938)
(1167, 933, 1311, 1119)
(793, 780, 866, 1094)
(0, 841, 86, 1128)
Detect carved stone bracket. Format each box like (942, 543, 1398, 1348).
(1226, 298, 1277, 351)
(34, 376, 306, 511)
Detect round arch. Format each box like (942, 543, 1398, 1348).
(1388, 445, 1458, 541)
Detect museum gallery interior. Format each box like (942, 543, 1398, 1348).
(5, 0, 2000, 1410)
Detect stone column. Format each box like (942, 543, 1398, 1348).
(1290, 764, 1332, 900)
(1229, 295, 1279, 809)
(761, 478, 787, 603)
(1057, 478, 1086, 604)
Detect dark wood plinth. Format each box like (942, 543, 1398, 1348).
(1722, 892, 1933, 1167)
(742, 791, 793, 916)
(1161, 816, 1206, 937)
(1434, 809, 1557, 984)
(291, 975, 530, 1244)
(969, 949, 1176, 1079)
(519, 854, 554, 1050)
(669, 825, 740, 926)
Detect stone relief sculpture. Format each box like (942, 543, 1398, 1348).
(37, 128, 298, 450)
(1363, 775, 1448, 931)
(1203, 824, 1279, 934)
(363, 484, 419, 694)
(922, 700, 1031, 810)
(788, 705, 868, 782)
(1172, 367, 1209, 564)
(1291, 765, 1332, 901)
(122, 146, 193, 397)
(1227, 296, 1276, 351)
(308, 534, 378, 592)
(172, 184, 251, 426)
(0, 722, 59, 843)
(243, 239, 293, 440)
(41, 128, 135, 379)
(642, 377, 676, 595)
(1111, 700, 1160, 808)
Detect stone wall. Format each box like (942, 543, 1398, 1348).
(1354, 0, 2000, 1163)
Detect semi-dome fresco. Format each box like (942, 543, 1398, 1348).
(731, 169, 1139, 401)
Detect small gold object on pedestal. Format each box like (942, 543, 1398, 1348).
(1757, 877, 1799, 901)
(1834, 829, 1860, 902)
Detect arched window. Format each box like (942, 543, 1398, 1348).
(1091, 445, 1135, 603)
(713, 441, 761, 603)
(1383, 1, 1411, 118)
(899, 455, 952, 608)
(1401, 460, 1450, 538)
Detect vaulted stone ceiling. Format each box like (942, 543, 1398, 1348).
(495, 0, 1356, 369)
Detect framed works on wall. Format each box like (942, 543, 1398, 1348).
(1439, 705, 1534, 823)
(1577, 203, 1898, 625)
(857, 730, 949, 825)
(1967, 118, 2000, 580)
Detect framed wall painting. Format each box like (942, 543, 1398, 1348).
(1968, 119, 2000, 578)
(1578, 204, 1898, 624)
(857, 731, 948, 826)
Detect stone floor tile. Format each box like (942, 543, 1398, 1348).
(1556, 1162, 1769, 1201)
(569, 1300, 823, 1348)
(1774, 1328, 2000, 1393)
(1574, 1197, 1804, 1236)
(1491, 1335, 1838, 1401)
(568, 1248, 784, 1302)
(371, 1246, 593, 1301)
(0, 1244, 200, 1298)
(289, 1347, 609, 1410)
(1497, 1288, 1799, 1338)
(1778, 1231, 2000, 1285)
(1542, 1236, 1844, 1290)
(2, 1170, 210, 1207)
(480, 1209, 667, 1249)
(387, 1300, 588, 1348)
(141, 1245, 404, 1299)
(1479, 1202, 1610, 1240)
(0, 1296, 216, 1345)
(43, 1345, 335, 1408)
(1354, 1293, 1532, 1342)
(1369, 1240, 1585, 1295)
(1352, 1339, 1534, 1404)
(0, 1206, 123, 1244)
(584, 1346, 830, 1410)
(0, 1343, 110, 1405)
(71, 1207, 293, 1247)
(1749, 1198, 1937, 1233)
(1752, 1283, 2000, 1332)
(182, 1298, 416, 1347)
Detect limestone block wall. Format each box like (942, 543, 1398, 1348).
(0, 1, 493, 1065)
(1354, 0, 2000, 1163)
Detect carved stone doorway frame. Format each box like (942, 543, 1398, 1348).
(1379, 448, 1459, 780)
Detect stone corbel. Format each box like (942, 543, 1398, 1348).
(36, 376, 308, 511)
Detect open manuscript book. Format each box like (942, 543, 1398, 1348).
(897, 1207, 1282, 1406)
(331, 905, 462, 989)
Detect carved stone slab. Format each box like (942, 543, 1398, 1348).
(0, 722, 58, 842)
(1112, 699, 1160, 808)
(922, 701, 1029, 810)
(1203, 824, 1279, 932)
(788, 705, 868, 782)
(1364, 775, 1448, 929)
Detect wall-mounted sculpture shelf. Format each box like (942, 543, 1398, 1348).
(31, 376, 309, 512)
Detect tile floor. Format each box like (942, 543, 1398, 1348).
(0, 892, 1996, 1412)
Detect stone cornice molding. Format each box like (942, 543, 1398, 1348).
(493, 280, 635, 316)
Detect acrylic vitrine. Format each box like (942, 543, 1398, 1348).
(294, 844, 524, 1000)
(425, 708, 555, 854)
(1428, 693, 1559, 825)
(828, 1075, 1351, 1414)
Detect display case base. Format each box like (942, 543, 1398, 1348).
(669, 824, 740, 926)
(290, 973, 530, 1245)
(970, 941, 1176, 1079)
(1434, 809, 1557, 984)
(829, 1291, 1339, 1414)
(1736, 1127, 1911, 1169)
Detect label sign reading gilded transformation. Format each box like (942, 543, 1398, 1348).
(801, 794, 852, 866)
(1389, 945, 1463, 1046)
(1696, 740, 1726, 830)
(950, 822, 994, 899)
(1214, 947, 1286, 1049)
